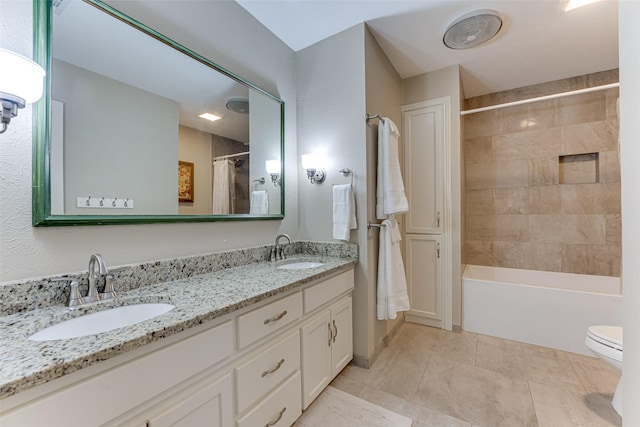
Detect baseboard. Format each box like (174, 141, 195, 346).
(351, 318, 405, 369)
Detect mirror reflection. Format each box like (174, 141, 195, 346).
(46, 0, 283, 220)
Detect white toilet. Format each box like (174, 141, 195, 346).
(585, 325, 623, 416)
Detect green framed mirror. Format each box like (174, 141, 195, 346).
(32, 0, 284, 226)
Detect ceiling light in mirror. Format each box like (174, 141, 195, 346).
(199, 112, 222, 122)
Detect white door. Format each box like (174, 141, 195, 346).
(330, 296, 353, 378)
(404, 234, 443, 328)
(403, 104, 444, 235)
(300, 310, 332, 409)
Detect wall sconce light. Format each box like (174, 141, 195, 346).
(0, 48, 46, 134)
(301, 153, 326, 184)
(265, 159, 281, 186)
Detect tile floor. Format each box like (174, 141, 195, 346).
(330, 322, 622, 427)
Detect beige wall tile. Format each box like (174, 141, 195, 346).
(463, 71, 620, 276)
(526, 99, 556, 130)
(464, 110, 496, 139)
(465, 240, 493, 266)
(605, 214, 621, 245)
(599, 150, 621, 183)
(464, 137, 493, 164)
(560, 244, 621, 276)
(605, 87, 619, 119)
(467, 215, 529, 242)
(466, 160, 528, 190)
(494, 186, 560, 215)
(528, 157, 559, 186)
(529, 214, 605, 244)
(493, 241, 560, 271)
(492, 128, 561, 161)
(555, 91, 606, 127)
(466, 189, 494, 215)
(561, 119, 618, 155)
(560, 183, 621, 214)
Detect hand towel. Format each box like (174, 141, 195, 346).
(250, 190, 268, 214)
(376, 117, 409, 219)
(376, 216, 410, 320)
(333, 184, 357, 241)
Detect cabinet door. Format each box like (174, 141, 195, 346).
(405, 234, 443, 328)
(330, 296, 352, 378)
(300, 310, 332, 409)
(147, 373, 232, 427)
(403, 104, 444, 234)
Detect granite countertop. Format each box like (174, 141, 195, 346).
(0, 255, 355, 399)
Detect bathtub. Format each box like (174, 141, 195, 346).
(462, 265, 622, 356)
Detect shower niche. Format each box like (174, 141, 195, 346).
(559, 152, 599, 185)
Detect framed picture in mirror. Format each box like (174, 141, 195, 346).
(178, 161, 194, 203)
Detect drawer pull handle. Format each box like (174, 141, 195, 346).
(264, 310, 288, 325)
(261, 358, 285, 377)
(333, 319, 338, 343)
(265, 407, 286, 427)
(328, 322, 333, 346)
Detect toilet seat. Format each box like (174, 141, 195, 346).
(587, 325, 623, 351)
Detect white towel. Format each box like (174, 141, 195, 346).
(376, 117, 409, 219)
(333, 184, 357, 241)
(250, 190, 268, 214)
(376, 216, 410, 320)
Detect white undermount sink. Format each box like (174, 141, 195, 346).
(29, 303, 175, 341)
(276, 261, 324, 270)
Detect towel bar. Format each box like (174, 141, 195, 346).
(367, 221, 386, 229)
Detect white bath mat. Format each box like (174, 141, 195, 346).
(293, 386, 413, 427)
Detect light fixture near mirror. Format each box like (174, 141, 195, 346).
(301, 153, 326, 184)
(0, 48, 46, 133)
(31, 0, 284, 226)
(265, 160, 281, 187)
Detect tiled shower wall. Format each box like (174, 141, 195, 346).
(463, 70, 620, 277)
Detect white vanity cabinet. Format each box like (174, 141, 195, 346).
(146, 373, 233, 427)
(0, 268, 354, 427)
(300, 272, 354, 409)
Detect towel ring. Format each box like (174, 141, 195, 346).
(338, 168, 353, 186)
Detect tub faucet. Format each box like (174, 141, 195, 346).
(86, 254, 108, 303)
(271, 234, 291, 261)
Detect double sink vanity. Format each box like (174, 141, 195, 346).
(0, 242, 357, 426)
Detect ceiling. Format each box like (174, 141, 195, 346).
(235, 0, 619, 98)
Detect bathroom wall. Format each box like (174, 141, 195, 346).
(365, 27, 403, 361)
(295, 24, 372, 362)
(178, 126, 212, 215)
(0, 0, 297, 282)
(620, 1, 640, 421)
(464, 70, 621, 277)
(53, 59, 179, 215)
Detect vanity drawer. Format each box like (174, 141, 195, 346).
(237, 292, 302, 349)
(235, 330, 300, 414)
(303, 270, 354, 313)
(236, 371, 302, 427)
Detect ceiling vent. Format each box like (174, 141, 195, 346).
(443, 10, 503, 49)
(226, 97, 249, 114)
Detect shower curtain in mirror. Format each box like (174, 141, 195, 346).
(212, 159, 236, 214)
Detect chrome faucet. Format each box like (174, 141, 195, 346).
(86, 254, 108, 303)
(271, 234, 291, 261)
